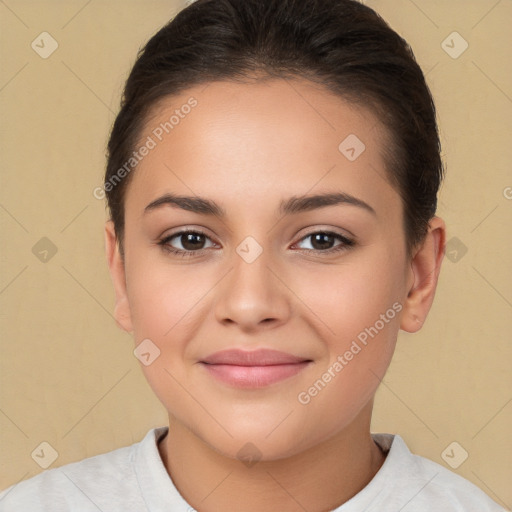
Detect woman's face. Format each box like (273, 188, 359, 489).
(109, 78, 418, 460)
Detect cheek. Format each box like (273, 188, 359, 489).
(291, 247, 404, 415)
(124, 258, 212, 416)
(125, 246, 206, 337)
(293, 245, 406, 344)
(124, 253, 221, 390)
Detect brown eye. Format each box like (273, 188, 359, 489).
(295, 231, 354, 253)
(174, 232, 208, 251)
(158, 229, 215, 257)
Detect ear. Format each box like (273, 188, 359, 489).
(400, 216, 446, 333)
(104, 220, 133, 333)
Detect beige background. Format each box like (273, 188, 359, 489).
(1, 0, 511, 508)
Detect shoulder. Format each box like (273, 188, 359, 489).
(0, 428, 162, 512)
(367, 433, 506, 511)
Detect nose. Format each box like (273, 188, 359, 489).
(213, 244, 292, 333)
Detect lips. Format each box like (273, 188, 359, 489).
(201, 348, 309, 366)
(200, 349, 312, 388)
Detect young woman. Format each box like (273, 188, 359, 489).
(1, 0, 505, 510)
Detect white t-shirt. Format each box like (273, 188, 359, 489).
(0, 426, 505, 511)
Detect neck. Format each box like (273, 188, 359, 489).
(158, 403, 385, 512)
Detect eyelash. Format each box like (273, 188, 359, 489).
(157, 229, 355, 258)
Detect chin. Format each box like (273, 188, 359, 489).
(187, 411, 333, 463)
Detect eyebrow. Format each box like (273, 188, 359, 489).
(144, 192, 376, 217)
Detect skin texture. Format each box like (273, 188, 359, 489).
(105, 78, 446, 511)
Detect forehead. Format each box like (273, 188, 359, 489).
(126, 78, 399, 219)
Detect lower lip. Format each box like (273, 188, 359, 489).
(200, 362, 310, 388)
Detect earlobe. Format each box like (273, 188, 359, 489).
(104, 220, 133, 333)
(400, 216, 446, 333)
